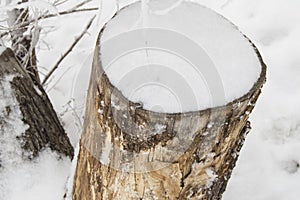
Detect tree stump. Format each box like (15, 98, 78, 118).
(0, 48, 74, 160)
(73, 2, 266, 200)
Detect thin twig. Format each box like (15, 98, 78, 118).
(69, 0, 92, 11)
(42, 15, 96, 85)
(43, 7, 98, 20)
(66, 100, 83, 128)
(59, 99, 83, 129)
(0, 7, 98, 38)
(53, 0, 69, 7)
(46, 65, 73, 92)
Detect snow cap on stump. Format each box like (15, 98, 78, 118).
(99, 0, 262, 113)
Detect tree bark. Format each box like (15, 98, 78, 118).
(72, 30, 266, 199)
(0, 48, 74, 159)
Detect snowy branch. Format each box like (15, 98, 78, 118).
(42, 15, 96, 85)
(0, 7, 98, 39)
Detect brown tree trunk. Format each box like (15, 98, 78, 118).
(72, 33, 266, 199)
(0, 48, 73, 159)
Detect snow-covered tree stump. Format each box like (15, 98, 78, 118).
(0, 48, 74, 160)
(73, 1, 266, 199)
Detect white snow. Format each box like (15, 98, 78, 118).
(205, 167, 218, 188)
(100, 130, 112, 165)
(152, 0, 184, 15)
(154, 123, 166, 134)
(0, 75, 71, 200)
(100, 0, 262, 113)
(65, 143, 80, 200)
(111, 100, 121, 110)
(141, 0, 150, 27)
(98, 108, 104, 114)
(0, 46, 5, 55)
(0, 75, 29, 171)
(33, 85, 43, 96)
(100, 100, 105, 106)
(0, 149, 71, 200)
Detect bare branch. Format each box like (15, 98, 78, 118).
(53, 0, 70, 7)
(42, 15, 96, 85)
(69, 0, 92, 11)
(66, 100, 83, 129)
(0, 7, 98, 38)
(43, 7, 98, 20)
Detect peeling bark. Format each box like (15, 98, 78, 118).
(0, 49, 73, 159)
(72, 28, 266, 199)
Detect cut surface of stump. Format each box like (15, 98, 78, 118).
(100, 1, 262, 113)
(73, 1, 266, 200)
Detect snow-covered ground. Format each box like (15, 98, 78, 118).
(0, 73, 71, 200)
(1, 0, 300, 199)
